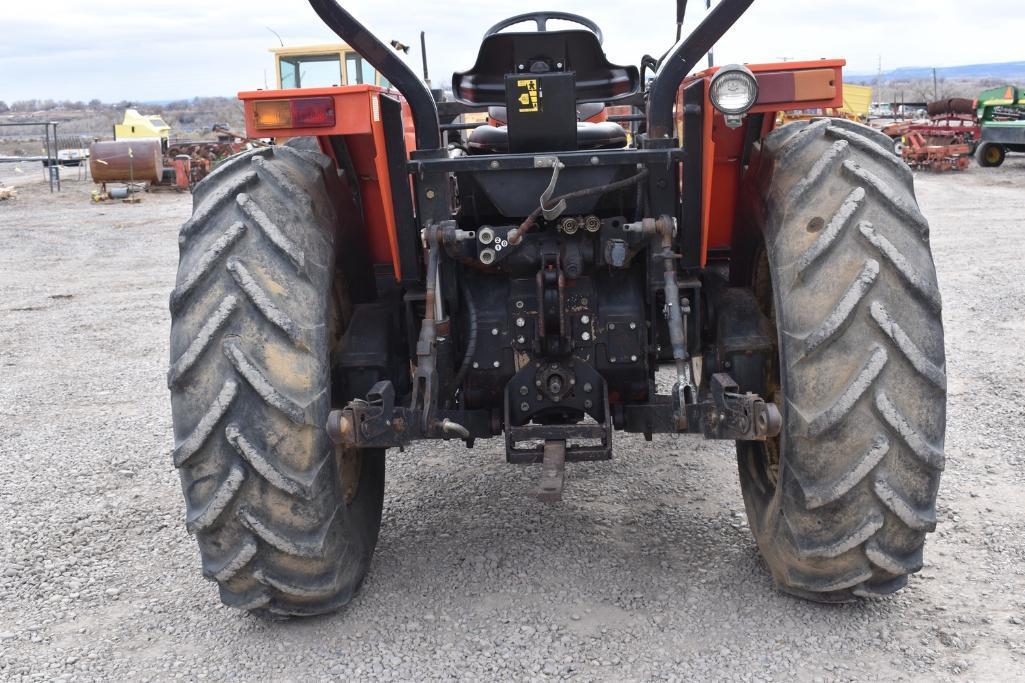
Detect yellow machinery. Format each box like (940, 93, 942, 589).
(840, 84, 872, 121)
(271, 43, 390, 89)
(113, 109, 171, 146)
(779, 83, 872, 125)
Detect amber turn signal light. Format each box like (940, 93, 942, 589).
(253, 100, 292, 129)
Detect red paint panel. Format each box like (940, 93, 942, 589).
(706, 117, 746, 255)
(675, 60, 846, 264)
(238, 85, 408, 282)
(240, 85, 381, 138)
(345, 133, 400, 276)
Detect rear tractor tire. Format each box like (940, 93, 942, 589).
(168, 144, 385, 617)
(737, 118, 946, 602)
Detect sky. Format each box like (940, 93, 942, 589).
(1, 0, 1024, 102)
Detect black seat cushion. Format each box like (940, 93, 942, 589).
(487, 102, 606, 124)
(468, 121, 627, 155)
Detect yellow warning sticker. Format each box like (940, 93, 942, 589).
(516, 79, 539, 113)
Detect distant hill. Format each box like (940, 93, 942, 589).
(848, 61, 1025, 83)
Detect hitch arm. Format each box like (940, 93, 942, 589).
(410, 233, 442, 431)
(327, 381, 494, 449)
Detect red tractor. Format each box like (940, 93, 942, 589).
(169, 0, 946, 617)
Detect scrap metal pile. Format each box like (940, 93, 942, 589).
(88, 110, 259, 193)
(166, 132, 254, 187)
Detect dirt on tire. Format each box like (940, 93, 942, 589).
(168, 144, 384, 617)
(736, 118, 946, 601)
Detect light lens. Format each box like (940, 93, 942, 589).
(710, 65, 759, 116)
(291, 97, 336, 128)
(253, 97, 336, 130)
(253, 100, 292, 129)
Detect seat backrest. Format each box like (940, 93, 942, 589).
(452, 30, 640, 106)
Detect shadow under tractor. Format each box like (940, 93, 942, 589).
(168, 0, 946, 616)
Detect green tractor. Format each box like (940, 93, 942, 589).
(975, 85, 1025, 168)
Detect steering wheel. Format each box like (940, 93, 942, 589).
(484, 12, 604, 44)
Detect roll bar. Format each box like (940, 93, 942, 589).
(308, 0, 442, 150)
(646, 0, 756, 139)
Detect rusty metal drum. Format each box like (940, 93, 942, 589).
(89, 139, 163, 183)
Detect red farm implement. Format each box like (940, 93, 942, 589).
(901, 130, 973, 171)
(883, 98, 979, 171)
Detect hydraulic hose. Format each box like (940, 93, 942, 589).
(507, 168, 651, 245)
(448, 280, 479, 408)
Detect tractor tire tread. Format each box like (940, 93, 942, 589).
(740, 118, 945, 602)
(169, 145, 381, 617)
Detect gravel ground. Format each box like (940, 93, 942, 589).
(1, 159, 1024, 682)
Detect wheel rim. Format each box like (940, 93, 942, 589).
(987, 146, 1001, 164)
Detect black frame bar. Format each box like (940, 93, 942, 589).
(680, 79, 706, 269)
(308, 0, 443, 150)
(646, 0, 755, 138)
(380, 95, 422, 284)
(409, 147, 685, 175)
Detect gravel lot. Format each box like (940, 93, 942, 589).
(2, 159, 1025, 681)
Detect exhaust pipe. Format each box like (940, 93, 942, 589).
(307, 0, 442, 150)
(646, 0, 756, 139)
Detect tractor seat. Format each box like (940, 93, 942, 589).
(469, 103, 625, 155)
(454, 27, 637, 155)
(487, 102, 607, 124)
(453, 30, 639, 105)
(468, 120, 627, 155)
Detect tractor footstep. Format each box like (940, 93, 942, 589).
(538, 440, 566, 503)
